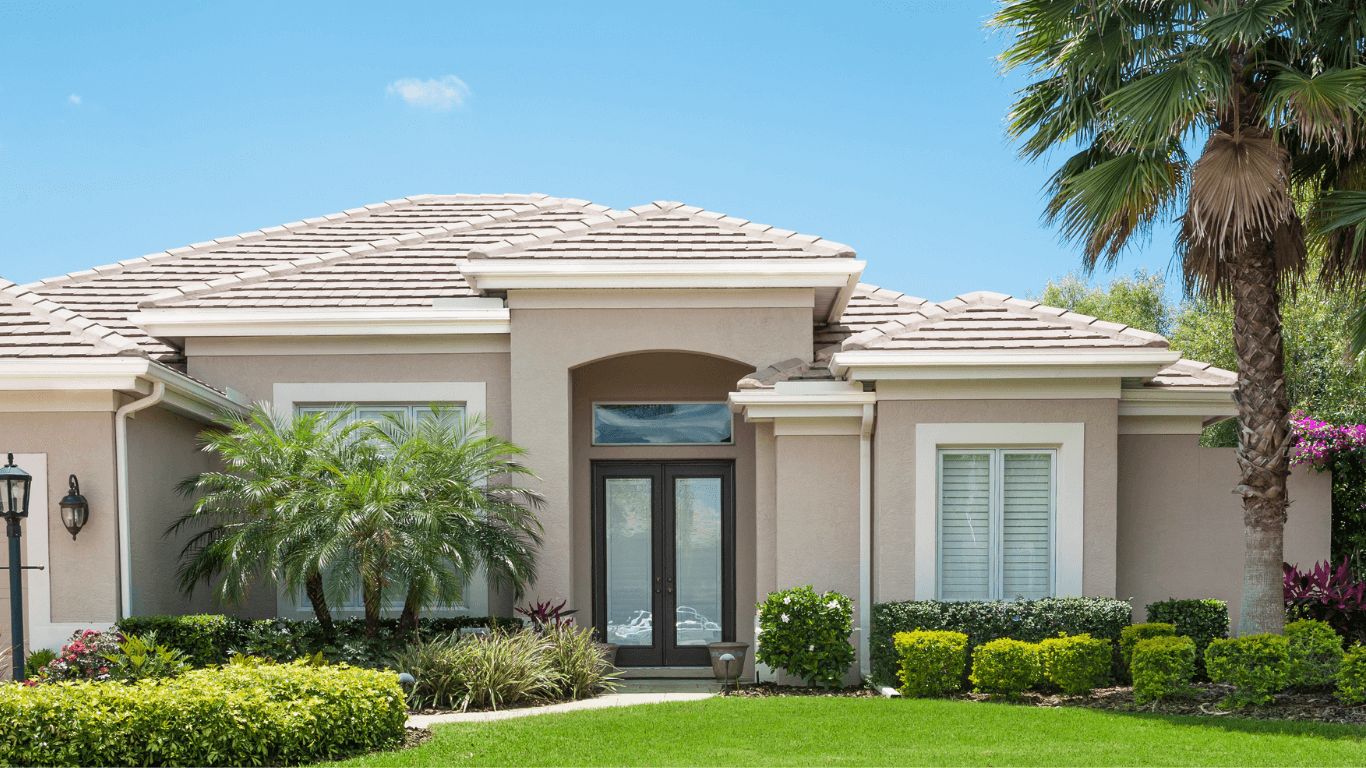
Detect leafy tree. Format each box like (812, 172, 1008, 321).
(1031, 268, 1172, 335)
(994, 1, 1366, 636)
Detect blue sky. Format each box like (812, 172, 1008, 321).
(0, 0, 1181, 301)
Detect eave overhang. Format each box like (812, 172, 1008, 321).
(728, 381, 876, 436)
(829, 348, 1184, 381)
(130, 304, 511, 340)
(0, 358, 247, 421)
(1119, 386, 1237, 426)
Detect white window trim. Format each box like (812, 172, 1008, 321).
(915, 423, 1084, 600)
(271, 381, 489, 617)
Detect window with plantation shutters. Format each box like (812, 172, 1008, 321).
(937, 449, 1055, 601)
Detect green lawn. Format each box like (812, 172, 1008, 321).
(327, 697, 1366, 767)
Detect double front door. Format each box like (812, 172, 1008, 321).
(592, 461, 735, 667)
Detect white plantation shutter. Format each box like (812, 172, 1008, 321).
(938, 452, 992, 601)
(1001, 452, 1053, 599)
(937, 448, 1055, 601)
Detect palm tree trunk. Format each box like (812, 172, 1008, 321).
(397, 592, 419, 643)
(1229, 242, 1292, 637)
(303, 570, 335, 639)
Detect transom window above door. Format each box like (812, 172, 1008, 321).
(937, 449, 1055, 602)
(592, 403, 733, 446)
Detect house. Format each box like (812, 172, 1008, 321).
(0, 194, 1330, 678)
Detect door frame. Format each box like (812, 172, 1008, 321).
(591, 460, 736, 667)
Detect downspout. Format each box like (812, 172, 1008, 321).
(859, 401, 874, 679)
(115, 381, 164, 620)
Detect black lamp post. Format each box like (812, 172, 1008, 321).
(0, 455, 32, 682)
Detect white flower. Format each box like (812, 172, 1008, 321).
(781, 613, 790, 623)
(808, 644, 815, 652)
(827, 599, 840, 610)
(783, 595, 792, 605)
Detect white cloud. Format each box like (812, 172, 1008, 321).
(68, 94, 81, 105)
(387, 76, 469, 109)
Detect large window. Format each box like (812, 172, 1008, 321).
(937, 449, 1055, 601)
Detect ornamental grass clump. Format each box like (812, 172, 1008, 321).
(543, 624, 620, 700)
(1038, 634, 1111, 696)
(1337, 645, 1366, 705)
(969, 638, 1040, 698)
(755, 586, 856, 688)
(892, 630, 967, 698)
(1131, 635, 1196, 705)
(1206, 633, 1290, 706)
(1285, 619, 1344, 688)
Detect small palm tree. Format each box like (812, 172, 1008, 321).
(993, 1, 1366, 635)
(170, 405, 363, 637)
(288, 408, 545, 639)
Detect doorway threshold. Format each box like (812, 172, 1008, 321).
(617, 666, 714, 679)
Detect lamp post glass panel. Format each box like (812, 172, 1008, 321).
(0, 455, 32, 681)
(59, 475, 88, 540)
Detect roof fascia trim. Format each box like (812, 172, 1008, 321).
(131, 307, 513, 338)
(460, 258, 867, 291)
(728, 383, 875, 424)
(829, 349, 1183, 380)
(0, 359, 244, 421)
(1118, 386, 1236, 419)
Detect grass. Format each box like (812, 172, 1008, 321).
(326, 696, 1366, 767)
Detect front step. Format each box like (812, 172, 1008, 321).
(617, 666, 715, 679)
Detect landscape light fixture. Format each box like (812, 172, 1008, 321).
(59, 475, 89, 540)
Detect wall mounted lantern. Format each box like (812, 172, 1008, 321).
(0, 454, 32, 682)
(59, 475, 88, 540)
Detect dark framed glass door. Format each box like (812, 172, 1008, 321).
(592, 461, 735, 667)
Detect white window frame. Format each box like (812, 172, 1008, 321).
(271, 381, 489, 618)
(915, 422, 1085, 601)
(590, 401, 735, 446)
(935, 448, 1056, 601)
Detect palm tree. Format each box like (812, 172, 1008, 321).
(170, 405, 363, 637)
(992, 1, 1366, 635)
(288, 409, 545, 639)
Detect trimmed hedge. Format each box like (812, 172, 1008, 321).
(1338, 645, 1366, 705)
(893, 630, 967, 698)
(870, 598, 1131, 686)
(115, 614, 522, 668)
(0, 662, 405, 767)
(1039, 634, 1111, 696)
(1206, 633, 1290, 706)
(1286, 619, 1343, 688)
(1132, 635, 1196, 704)
(1144, 599, 1228, 678)
(969, 638, 1040, 698)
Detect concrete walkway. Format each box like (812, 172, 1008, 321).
(407, 692, 716, 727)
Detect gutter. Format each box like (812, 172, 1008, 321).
(114, 381, 164, 620)
(859, 402, 874, 679)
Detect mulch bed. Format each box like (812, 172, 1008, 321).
(400, 726, 434, 750)
(726, 682, 1366, 726)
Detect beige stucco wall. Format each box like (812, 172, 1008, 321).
(188, 348, 514, 616)
(872, 398, 1120, 602)
(0, 411, 118, 624)
(509, 303, 813, 609)
(571, 352, 757, 670)
(126, 405, 234, 617)
(1117, 434, 1332, 628)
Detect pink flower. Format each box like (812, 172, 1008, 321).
(99, 667, 107, 673)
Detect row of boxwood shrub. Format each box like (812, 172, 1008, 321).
(894, 630, 1113, 698)
(115, 614, 523, 668)
(871, 597, 1230, 687)
(0, 662, 406, 767)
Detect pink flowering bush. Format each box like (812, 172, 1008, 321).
(36, 629, 124, 682)
(1290, 412, 1366, 565)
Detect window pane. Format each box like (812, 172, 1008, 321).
(1002, 453, 1052, 599)
(674, 477, 723, 646)
(939, 453, 991, 601)
(593, 404, 732, 445)
(605, 478, 654, 646)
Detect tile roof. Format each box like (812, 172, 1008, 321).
(0, 280, 143, 358)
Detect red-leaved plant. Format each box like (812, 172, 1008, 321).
(1284, 558, 1366, 645)
(515, 599, 577, 632)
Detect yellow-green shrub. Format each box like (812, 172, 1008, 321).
(1286, 619, 1343, 687)
(1206, 633, 1290, 706)
(969, 638, 1039, 698)
(1119, 622, 1176, 672)
(0, 662, 405, 766)
(1132, 635, 1196, 704)
(893, 630, 967, 697)
(1039, 634, 1111, 695)
(1337, 645, 1366, 705)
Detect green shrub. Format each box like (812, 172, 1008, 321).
(1039, 634, 1111, 695)
(969, 638, 1040, 698)
(1144, 599, 1228, 678)
(1286, 619, 1344, 688)
(116, 614, 522, 668)
(24, 649, 56, 677)
(893, 630, 968, 697)
(1336, 645, 1366, 705)
(543, 624, 620, 700)
(1119, 623, 1177, 673)
(391, 630, 579, 711)
(40, 629, 123, 682)
(870, 598, 1131, 686)
(0, 662, 404, 766)
(1132, 635, 1196, 704)
(756, 586, 857, 688)
(1206, 633, 1290, 706)
(102, 633, 190, 682)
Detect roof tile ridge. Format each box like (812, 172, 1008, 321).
(138, 197, 573, 309)
(736, 357, 811, 390)
(1163, 357, 1237, 383)
(674, 203, 856, 257)
(27, 195, 443, 293)
(0, 280, 145, 356)
(851, 283, 933, 313)
(980, 292, 1171, 349)
(464, 200, 669, 259)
